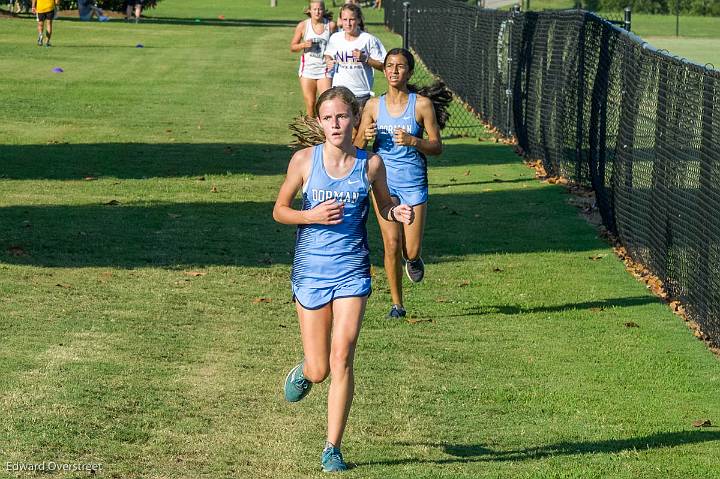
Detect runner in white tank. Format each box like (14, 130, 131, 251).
(355, 48, 450, 320)
(324, 2, 386, 112)
(290, 1, 337, 115)
(274, 87, 413, 473)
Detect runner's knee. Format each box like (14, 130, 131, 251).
(304, 361, 329, 383)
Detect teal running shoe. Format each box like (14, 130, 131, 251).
(321, 446, 347, 472)
(284, 360, 311, 403)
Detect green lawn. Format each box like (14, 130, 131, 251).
(1, 1, 720, 478)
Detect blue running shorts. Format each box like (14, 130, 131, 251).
(388, 185, 428, 207)
(292, 277, 372, 310)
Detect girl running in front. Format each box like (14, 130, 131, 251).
(273, 86, 413, 472)
(354, 48, 451, 319)
(324, 3, 386, 112)
(290, 1, 336, 116)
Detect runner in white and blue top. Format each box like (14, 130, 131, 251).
(324, 3, 385, 110)
(374, 91, 428, 206)
(290, 1, 337, 116)
(291, 145, 372, 309)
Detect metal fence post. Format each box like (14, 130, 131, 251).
(576, 18, 586, 181)
(506, 4, 520, 136)
(402, 2, 411, 50)
(624, 7, 631, 31)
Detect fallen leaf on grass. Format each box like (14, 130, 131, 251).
(56, 283, 72, 289)
(459, 281, 470, 287)
(253, 298, 272, 304)
(184, 271, 207, 277)
(590, 307, 605, 312)
(104, 200, 121, 206)
(464, 170, 471, 176)
(279, 324, 287, 328)
(589, 254, 607, 260)
(692, 419, 712, 428)
(196, 176, 206, 181)
(435, 298, 448, 303)
(405, 318, 434, 325)
(210, 185, 218, 193)
(493, 267, 503, 273)
(624, 321, 640, 328)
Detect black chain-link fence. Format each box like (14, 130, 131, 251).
(385, 0, 720, 347)
(385, 2, 487, 137)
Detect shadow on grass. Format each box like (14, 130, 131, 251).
(0, 186, 598, 267)
(420, 296, 659, 319)
(52, 15, 298, 28)
(362, 430, 720, 466)
(0, 143, 290, 180)
(429, 178, 534, 189)
(0, 143, 521, 181)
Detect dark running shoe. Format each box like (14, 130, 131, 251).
(321, 446, 347, 472)
(388, 304, 406, 319)
(405, 257, 425, 283)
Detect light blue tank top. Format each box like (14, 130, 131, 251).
(373, 92, 427, 190)
(291, 145, 371, 288)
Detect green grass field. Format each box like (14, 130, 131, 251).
(1, 1, 720, 478)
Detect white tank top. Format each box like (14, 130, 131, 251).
(299, 18, 332, 77)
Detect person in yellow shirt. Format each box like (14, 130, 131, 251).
(31, 0, 59, 47)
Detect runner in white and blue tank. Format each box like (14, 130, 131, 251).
(374, 91, 428, 206)
(292, 145, 372, 309)
(354, 48, 451, 319)
(274, 87, 414, 473)
(290, 1, 336, 116)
